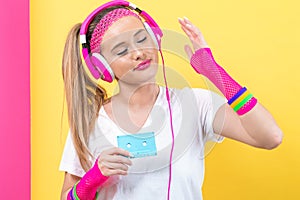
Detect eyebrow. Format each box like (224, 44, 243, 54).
(111, 42, 126, 53)
(110, 29, 145, 52)
(133, 29, 145, 37)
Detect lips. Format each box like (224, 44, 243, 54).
(134, 59, 151, 71)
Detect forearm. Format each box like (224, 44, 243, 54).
(61, 188, 72, 200)
(213, 100, 282, 149)
(239, 103, 283, 149)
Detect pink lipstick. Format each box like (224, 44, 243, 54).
(134, 59, 151, 71)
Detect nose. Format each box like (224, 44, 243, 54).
(131, 47, 146, 61)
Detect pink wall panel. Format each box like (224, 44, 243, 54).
(0, 0, 30, 199)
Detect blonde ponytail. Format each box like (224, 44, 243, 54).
(62, 23, 109, 171)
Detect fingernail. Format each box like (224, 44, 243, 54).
(178, 17, 183, 21)
(129, 153, 134, 158)
(183, 16, 189, 20)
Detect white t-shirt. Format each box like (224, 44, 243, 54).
(59, 86, 226, 200)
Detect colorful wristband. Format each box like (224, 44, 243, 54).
(233, 93, 253, 112)
(228, 87, 247, 105)
(73, 183, 80, 200)
(228, 87, 257, 115)
(71, 182, 99, 200)
(230, 90, 250, 108)
(68, 187, 75, 200)
(237, 97, 257, 115)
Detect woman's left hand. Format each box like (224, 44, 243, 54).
(178, 17, 209, 59)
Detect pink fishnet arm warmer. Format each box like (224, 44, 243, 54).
(190, 48, 257, 114)
(190, 48, 242, 100)
(68, 159, 108, 200)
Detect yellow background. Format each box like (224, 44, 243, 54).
(31, 0, 300, 199)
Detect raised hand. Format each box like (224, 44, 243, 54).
(178, 17, 209, 59)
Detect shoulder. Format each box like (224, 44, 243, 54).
(167, 87, 226, 111)
(169, 86, 221, 102)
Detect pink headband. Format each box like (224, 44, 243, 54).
(90, 8, 141, 53)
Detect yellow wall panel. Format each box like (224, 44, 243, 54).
(31, 0, 300, 199)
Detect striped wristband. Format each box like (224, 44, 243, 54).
(70, 182, 99, 200)
(228, 87, 257, 115)
(73, 183, 80, 200)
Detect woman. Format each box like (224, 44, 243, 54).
(59, 1, 283, 199)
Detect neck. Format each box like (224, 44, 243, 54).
(114, 81, 159, 108)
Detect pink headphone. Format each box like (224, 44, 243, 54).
(79, 0, 163, 82)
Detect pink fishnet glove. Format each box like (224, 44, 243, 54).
(68, 159, 108, 200)
(190, 48, 242, 100)
(190, 48, 257, 115)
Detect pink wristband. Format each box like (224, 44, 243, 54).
(237, 97, 257, 115)
(67, 190, 73, 200)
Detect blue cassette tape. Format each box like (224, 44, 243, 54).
(117, 132, 157, 158)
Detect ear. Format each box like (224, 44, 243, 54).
(90, 53, 115, 83)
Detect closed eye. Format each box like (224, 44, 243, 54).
(137, 36, 147, 43)
(116, 48, 128, 55)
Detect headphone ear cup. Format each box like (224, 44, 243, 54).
(90, 53, 115, 83)
(143, 22, 161, 50)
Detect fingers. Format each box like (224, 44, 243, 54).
(184, 45, 194, 59)
(101, 152, 132, 166)
(103, 147, 132, 158)
(99, 159, 129, 176)
(99, 161, 130, 176)
(178, 17, 195, 40)
(102, 161, 130, 171)
(104, 169, 128, 176)
(97, 147, 133, 176)
(178, 17, 209, 51)
(178, 17, 200, 39)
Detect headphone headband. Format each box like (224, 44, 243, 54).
(79, 0, 162, 45)
(80, 0, 129, 42)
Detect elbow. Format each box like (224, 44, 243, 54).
(263, 129, 283, 150)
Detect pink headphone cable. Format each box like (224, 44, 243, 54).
(159, 50, 175, 200)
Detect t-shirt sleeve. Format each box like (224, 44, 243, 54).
(192, 88, 226, 143)
(59, 130, 86, 177)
